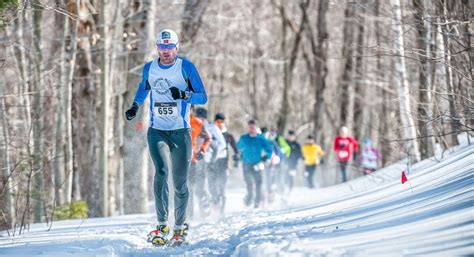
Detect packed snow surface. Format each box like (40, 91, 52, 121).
(1, 143, 473, 256)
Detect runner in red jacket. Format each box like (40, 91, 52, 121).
(334, 126, 358, 183)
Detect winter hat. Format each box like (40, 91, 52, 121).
(215, 112, 226, 121)
(340, 126, 349, 135)
(195, 107, 208, 119)
(363, 138, 372, 145)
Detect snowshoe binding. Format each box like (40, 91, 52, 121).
(147, 224, 170, 246)
(168, 223, 189, 247)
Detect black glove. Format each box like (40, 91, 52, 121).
(170, 87, 187, 100)
(125, 102, 139, 121)
(232, 155, 240, 168)
(196, 150, 205, 161)
(232, 154, 240, 162)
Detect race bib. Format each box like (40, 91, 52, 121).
(338, 150, 349, 158)
(154, 102, 178, 117)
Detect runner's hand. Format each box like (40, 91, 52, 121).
(196, 150, 205, 161)
(232, 155, 240, 168)
(170, 87, 187, 100)
(232, 154, 240, 162)
(125, 102, 139, 121)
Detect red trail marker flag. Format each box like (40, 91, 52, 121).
(401, 171, 408, 184)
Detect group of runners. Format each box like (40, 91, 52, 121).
(125, 29, 380, 246)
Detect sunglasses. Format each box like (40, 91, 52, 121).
(157, 44, 177, 50)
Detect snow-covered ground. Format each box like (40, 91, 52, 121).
(1, 140, 473, 256)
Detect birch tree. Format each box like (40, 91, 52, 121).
(97, 0, 110, 217)
(390, 0, 421, 161)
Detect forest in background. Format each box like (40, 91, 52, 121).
(0, 0, 471, 233)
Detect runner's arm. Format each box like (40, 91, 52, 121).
(133, 62, 152, 106)
(182, 59, 207, 105)
(228, 133, 240, 155)
(199, 127, 212, 152)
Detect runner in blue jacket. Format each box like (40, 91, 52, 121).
(237, 120, 272, 208)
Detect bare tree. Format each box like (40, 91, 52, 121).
(414, 0, 436, 159)
(338, 2, 357, 132)
(63, 0, 80, 204)
(374, 1, 392, 166)
(122, 0, 153, 214)
(274, 0, 309, 134)
(30, 0, 45, 223)
(73, 0, 100, 217)
(439, 0, 460, 146)
(0, 65, 15, 230)
(390, 0, 421, 161)
(97, 0, 110, 217)
(301, 0, 329, 143)
(352, 5, 366, 143)
(180, 0, 211, 45)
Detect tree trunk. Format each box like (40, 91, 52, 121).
(9, 8, 31, 233)
(302, 0, 329, 143)
(122, 0, 151, 214)
(414, 0, 436, 159)
(352, 7, 366, 143)
(180, 0, 211, 46)
(0, 74, 15, 230)
(276, 0, 309, 134)
(460, 0, 473, 131)
(375, 0, 391, 166)
(249, 2, 261, 120)
(98, 0, 110, 217)
(109, 0, 126, 216)
(390, 0, 421, 161)
(65, 0, 79, 203)
(440, 0, 460, 147)
(52, 0, 72, 208)
(31, 0, 45, 223)
(338, 2, 356, 131)
(74, 0, 100, 216)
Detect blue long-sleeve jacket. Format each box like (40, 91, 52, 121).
(237, 134, 273, 164)
(132, 56, 207, 130)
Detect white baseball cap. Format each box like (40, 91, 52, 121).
(156, 29, 179, 46)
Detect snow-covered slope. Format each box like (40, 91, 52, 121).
(1, 143, 473, 257)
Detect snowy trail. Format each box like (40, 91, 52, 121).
(1, 144, 473, 256)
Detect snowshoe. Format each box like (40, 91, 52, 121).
(147, 224, 170, 246)
(168, 223, 189, 247)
